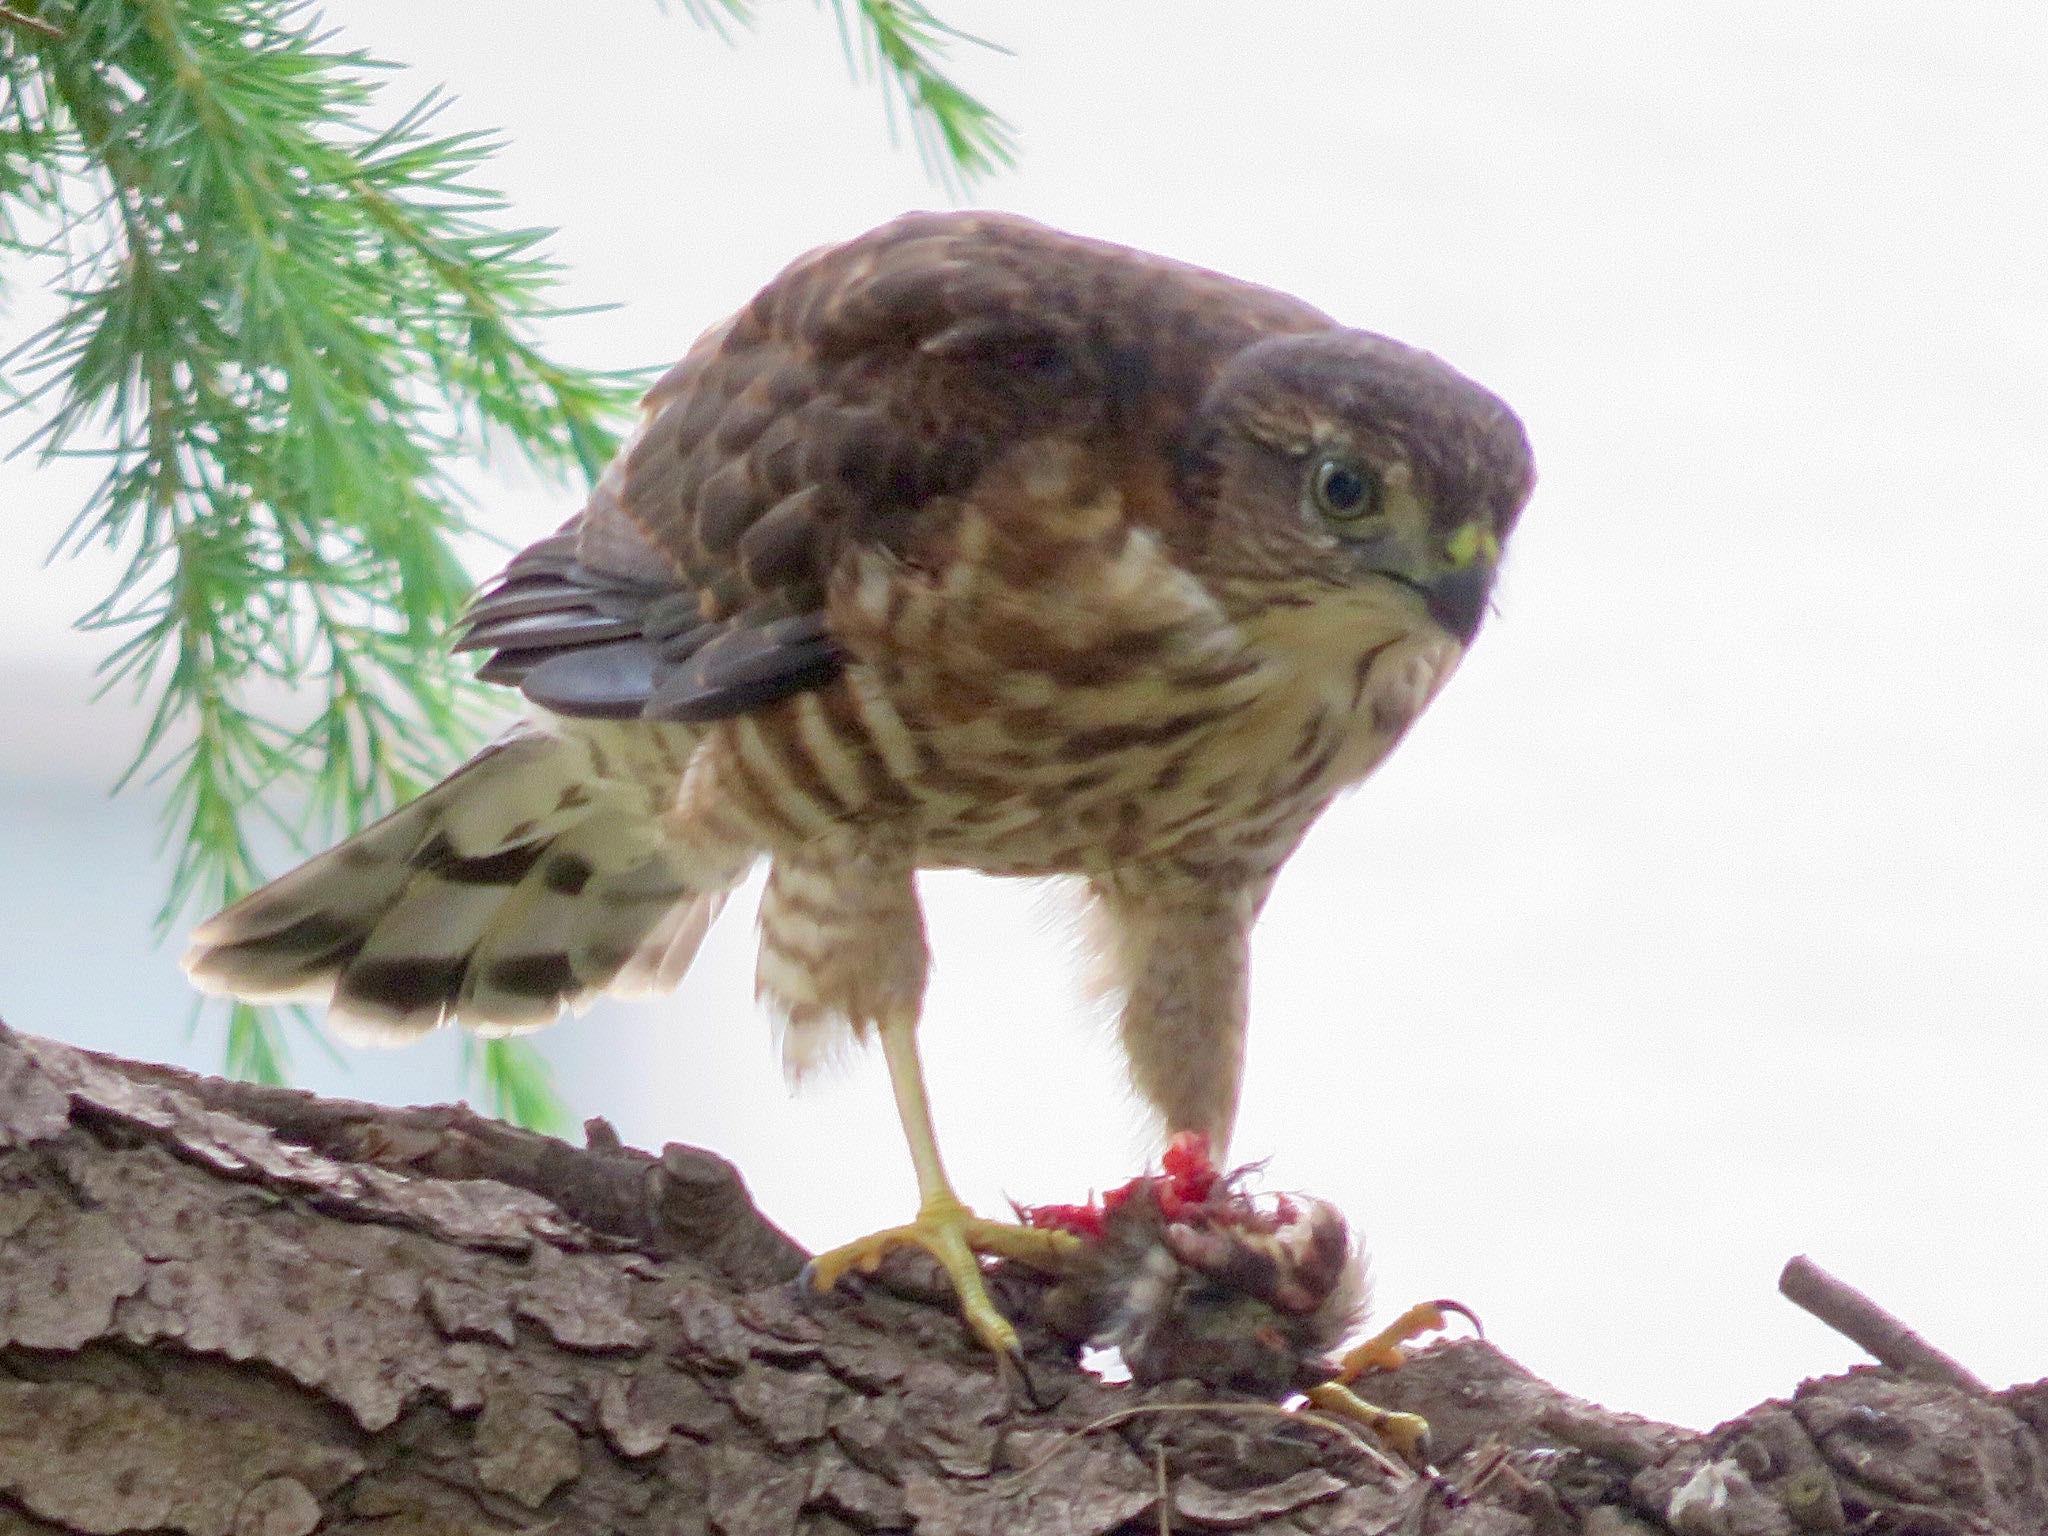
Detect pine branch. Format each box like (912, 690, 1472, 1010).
(664, 0, 1015, 193)
(0, 0, 643, 1119)
(833, 0, 1016, 193)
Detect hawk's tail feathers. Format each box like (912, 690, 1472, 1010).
(183, 730, 740, 1044)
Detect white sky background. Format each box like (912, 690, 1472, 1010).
(1, 1, 2044, 1430)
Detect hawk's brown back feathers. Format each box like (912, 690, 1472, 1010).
(458, 212, 1349, 726)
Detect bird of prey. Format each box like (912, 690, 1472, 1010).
(186, 211, 1535, 1366)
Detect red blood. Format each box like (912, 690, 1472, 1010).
(1020, 1133, 1231, 1242)
(1160, 1130, 1218, 1204)
(1020, 1200, 1104, 1239)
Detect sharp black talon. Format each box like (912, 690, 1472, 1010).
(999, 1346, 1051, 1410)
(1431, 1298, 1483, 1338)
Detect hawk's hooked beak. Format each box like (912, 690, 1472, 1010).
(1423, 567, 1493, 645)
(1362, 519, 1499, 646)
(1422, 520, 1499, 645)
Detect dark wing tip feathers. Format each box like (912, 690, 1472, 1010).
(459, 515, 846, 722)
(518, 642, 662, 718)
(644, 611, 838, 722)
(458, 607, 642, 654)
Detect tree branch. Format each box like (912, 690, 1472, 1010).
(3, 1018, 2045, 1535)
(1778, 1252, 1990, 1395)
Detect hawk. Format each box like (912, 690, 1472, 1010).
(186, 211, 1535, 1365)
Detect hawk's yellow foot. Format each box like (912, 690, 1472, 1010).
(1304, 1381, 1434, 1465)
(806, 1197, 1077, 1358)
(1308, 1297, 1479, 1463)
(807, 1008, 1078, 1365)
(1333, 1297, 1477, 1383)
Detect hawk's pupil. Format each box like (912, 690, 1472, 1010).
(1314, 459, 1372, 518)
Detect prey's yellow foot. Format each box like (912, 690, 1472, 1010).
(1334, 1298, 1479, 1383)
(1304, 1382, 1434, 1464)
(807, 1196, 1079, 1358)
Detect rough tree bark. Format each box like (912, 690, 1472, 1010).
(2, 1019, 2043, 1536)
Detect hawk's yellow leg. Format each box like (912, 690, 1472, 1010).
(807, 1011, 1078, 1359)
(1300, 1300, 1469, 1464)
(1334, 1298, 1456, 1382)
(1302, 1383, 1433, 1464)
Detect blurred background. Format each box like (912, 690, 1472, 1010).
(2, 1, 2043, 1431)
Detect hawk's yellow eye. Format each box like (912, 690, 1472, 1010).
(1308, 456, 1378, 524)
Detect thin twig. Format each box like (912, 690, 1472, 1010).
(988, 1398, 1410, 1495)
(1778, 1254, 1989, 1395)
(0, 4, 64, 39)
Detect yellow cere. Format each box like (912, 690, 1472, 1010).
(1445, 521, 1501, 570)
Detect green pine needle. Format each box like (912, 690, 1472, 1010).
(659, 0, 1014, 193)
(1, 0, 645, 1123)
(832, 0, 1016, 194)
(465, 1035, 573, 1137)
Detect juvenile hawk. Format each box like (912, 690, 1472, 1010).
(187, 211, 1535, 1362)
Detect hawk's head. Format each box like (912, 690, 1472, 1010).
(1174, 330, 1535, 647)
